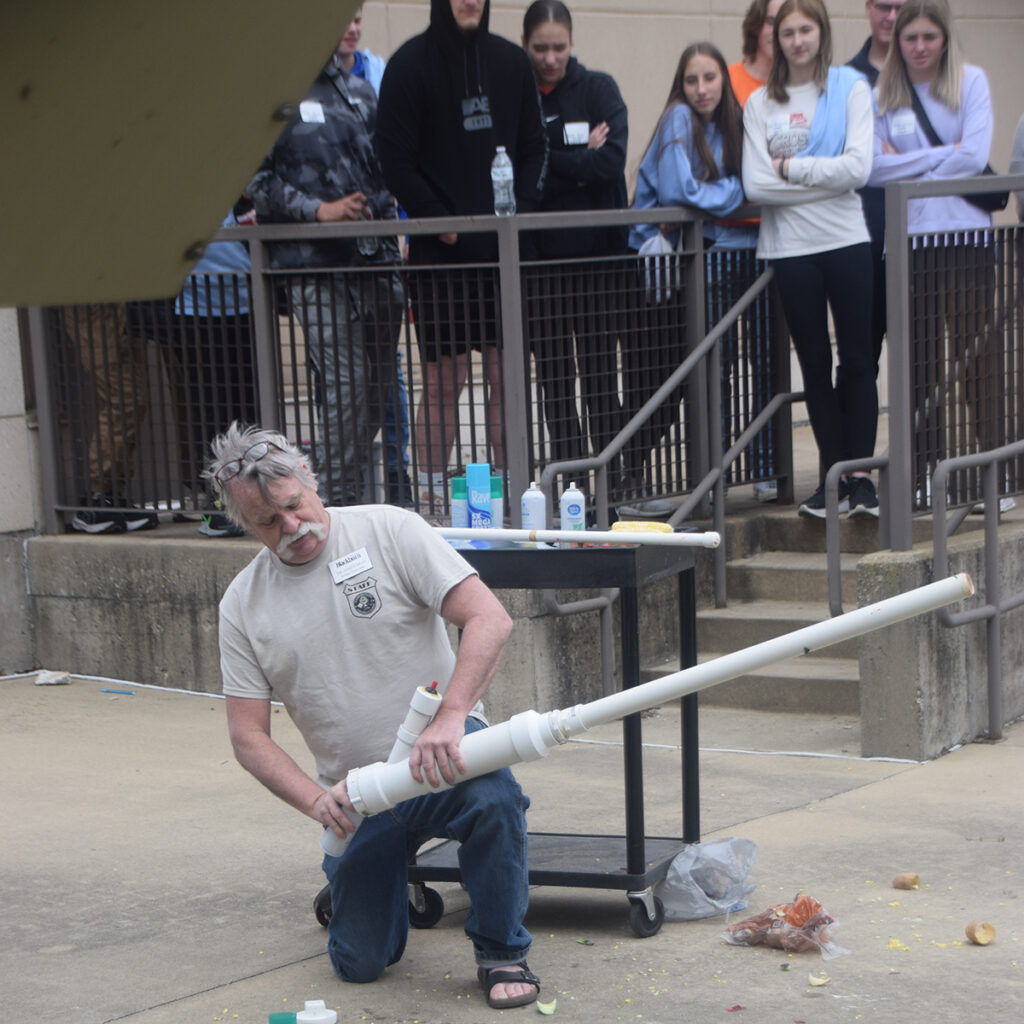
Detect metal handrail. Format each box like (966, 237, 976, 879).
(539, 263, 786, 609)
(931, 439, 1024, 741)
(824, 455, 890, 617)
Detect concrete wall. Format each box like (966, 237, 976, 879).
(858, 522, 1024, 761)
(22, 527, 696, 725)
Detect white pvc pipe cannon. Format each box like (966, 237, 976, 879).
(320, 682, 442, 856)
(342, 573, 973, 820)
(437, 526, 721, 549)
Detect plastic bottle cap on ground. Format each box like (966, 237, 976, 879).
(296, 1000, 337, 1024)
(268, 1014, 297, 1024)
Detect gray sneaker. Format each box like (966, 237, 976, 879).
(618, 495, 675, 519)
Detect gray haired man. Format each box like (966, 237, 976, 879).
(207, 423, 541, 1009)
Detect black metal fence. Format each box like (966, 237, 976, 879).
(28, 209, 786, 533)
(905, 229, 1023, 510)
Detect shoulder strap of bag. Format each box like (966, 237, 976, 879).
(908, 86, 944, 148)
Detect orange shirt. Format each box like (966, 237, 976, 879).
(728, 62, 765, 109)
(725, 63, 766, 229)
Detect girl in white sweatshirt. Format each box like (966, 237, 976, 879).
(742, 0, 878, 519)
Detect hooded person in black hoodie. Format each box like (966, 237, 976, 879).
(521, 0, 629, 494)
(376, 0, 548, 514)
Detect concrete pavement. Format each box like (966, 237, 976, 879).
(2, 671, 1020, 1023)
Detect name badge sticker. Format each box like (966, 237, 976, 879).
(563, 121, 589, 146)
(299, 100, 325, 124)
(329, 546, 373, 585)
(891, 112, 917, 138)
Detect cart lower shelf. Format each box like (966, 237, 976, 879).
(314, 832, 691, 937)
(410, 831, 688, 891)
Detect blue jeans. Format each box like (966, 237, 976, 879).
(384, 349, 411, 472)
(322, 717, 532, 982)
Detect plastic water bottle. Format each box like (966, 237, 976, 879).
(490, 475, 504, 529)
(491, 146, 516, 216)
(450, 476, 468, 528)
(296, 1000, 337, 1024)
(520, 481, 547, 530)
(560, 481, 586, 546)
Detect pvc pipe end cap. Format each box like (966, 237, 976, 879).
(296, 1000, 337, 1024)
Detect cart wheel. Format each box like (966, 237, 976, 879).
(314, 883, 332, 927)
(628, 895, 665, 938)
(408, 886, 444, 929)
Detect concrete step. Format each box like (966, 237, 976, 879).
(696, 600, 860, 660)
(642, 654, 860, 715)
(758, 509, 959, 555)
(726, 549, 860, 605)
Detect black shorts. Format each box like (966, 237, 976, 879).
(409, 266, 499, 363)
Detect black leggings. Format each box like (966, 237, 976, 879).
(772, 243, 877, 483)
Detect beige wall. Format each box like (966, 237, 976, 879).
(362, 0, 1024, 189)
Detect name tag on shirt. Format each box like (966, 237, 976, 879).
(563, 121, 589, 146)
(329, 546, 373, 584)
(891, 112, 917, 138)
(300, 100, 325, 124)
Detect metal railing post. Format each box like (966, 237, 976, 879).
(684, 222, 709, 502)
(26, 306, 61, 535)
(495, 215, 530, 516)
(885, 180, 914, 550)
(769, 276, 794, 505)
(247, 236, 283, 432)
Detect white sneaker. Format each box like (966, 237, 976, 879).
(754, 481, 778, 503)
(971, 496, 1017, 514)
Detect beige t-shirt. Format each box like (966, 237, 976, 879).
(219, 505, 478, 788)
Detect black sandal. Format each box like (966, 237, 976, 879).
(477, 962, 541, 1009)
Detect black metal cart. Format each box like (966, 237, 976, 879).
(315, 540, 701, 937)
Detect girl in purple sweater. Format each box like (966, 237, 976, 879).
(869, 0, 1004, 511)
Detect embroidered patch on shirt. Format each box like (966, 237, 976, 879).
(344, 576, 381, 619)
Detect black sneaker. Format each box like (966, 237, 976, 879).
(387, 468, 417, 509)
(198, 513, 246, 537)
(798, 480, 850, 519)
(70, 494, 126, 534)
(847, 476, 880, 519)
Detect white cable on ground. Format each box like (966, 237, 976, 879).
(2, 670, 228, 699)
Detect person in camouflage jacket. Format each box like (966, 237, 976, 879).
(247, 42, 404, 505)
